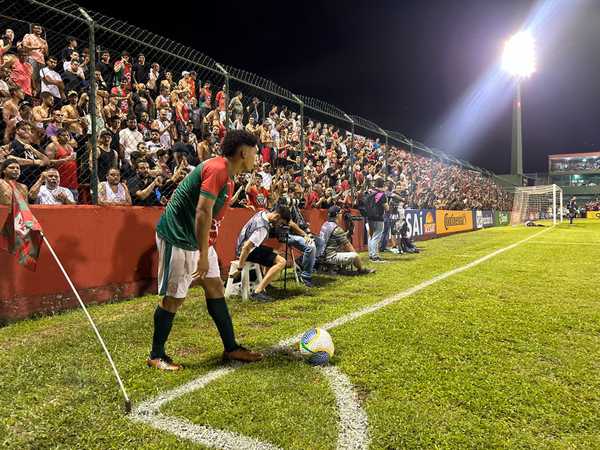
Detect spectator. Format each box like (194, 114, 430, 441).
(98, 167, 132, 206)
(3, 85, 23, 144)
(97, 50, 113, 88)
(146, 62, 160, 96)
(127, 159, 161, 206)
(133, 53, 148, 85)
(258, 162, 273, 190)
(245, 173, 269, 210)
(151, 108, 174, 149)
(61, 91, 85, 137)
(0, 158, 28, 204)
(21, 24, 48, 95)
(366, 177, 388, 262)
(119, 116, 144, 164)
(91, 129, 118, 182)
(0, 29, 15, 57)
(61, 60, 84, 94)
(9, 121, 49, 188)
(45, 128, 78, 200)
(110, 79, 130, 115)
(60, 37, 77, 65)
(113, 51, 132, 88)
(7, 48, 33, 98)
(32, 91, 54, 130)
(29, 168, 75, 204)
(40, 55, 64, 102)
(234, 205, 291, 302)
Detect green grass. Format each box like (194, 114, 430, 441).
(2, 221, 600, 449)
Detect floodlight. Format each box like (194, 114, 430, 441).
(502, 31, 536, 78)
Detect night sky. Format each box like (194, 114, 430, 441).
(77, 0, 600, 174)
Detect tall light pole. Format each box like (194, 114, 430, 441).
(502, 31, 535, 176)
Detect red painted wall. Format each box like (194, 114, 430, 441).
(0, 206, 365, 322)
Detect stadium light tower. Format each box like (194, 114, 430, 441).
(502, 31, 535, 176)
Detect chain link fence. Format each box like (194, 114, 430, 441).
(0, 0, 512, 211)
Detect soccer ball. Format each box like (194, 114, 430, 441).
(299, 328, 334, 366)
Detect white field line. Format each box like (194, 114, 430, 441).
(526, 240, 600, 246)
(131, 226, 553, 449)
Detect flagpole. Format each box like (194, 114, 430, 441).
(41, 233, 132, 414)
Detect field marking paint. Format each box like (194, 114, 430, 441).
(527, 240, 600, 246)
(131, 226, 553, 449)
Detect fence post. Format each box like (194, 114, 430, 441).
(215, 63, 229, 128)
(291, 94, 304, 188)
(79, 7, 98, 204)
(343, 114, 356, 202)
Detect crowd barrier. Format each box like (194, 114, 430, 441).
(0, 206, 511, 323)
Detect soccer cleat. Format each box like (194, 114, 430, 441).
(357, 268, 376, 275)
(146, 356, 183, 371)
(223, 345, 264, 363)
(251, 291, 274, 302)
(301, 277, 314, 288)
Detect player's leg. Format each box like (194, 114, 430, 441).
(200, 247, 263, 362)
(148, 237, 194, 371)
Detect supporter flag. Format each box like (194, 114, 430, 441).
(0, 184, 43, 271)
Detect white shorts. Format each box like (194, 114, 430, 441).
(156, 234, 220, 299)
(328, 252, 357, 266)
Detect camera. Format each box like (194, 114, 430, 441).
(273, 225, 291, 243)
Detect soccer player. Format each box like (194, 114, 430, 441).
(568, 196, 577, 225)
(148, 130, 263, 371)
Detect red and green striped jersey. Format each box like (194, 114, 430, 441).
(156, 157, 233, 251)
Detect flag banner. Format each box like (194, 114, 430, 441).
(0, 184, 43, 271)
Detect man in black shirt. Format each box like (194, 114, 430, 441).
(61, 59, 83, 93)
(9, 122, 49, 188)
(97, 50, 113, 89)
(127, 160, 161, 206)
(133, 53, 148, 85)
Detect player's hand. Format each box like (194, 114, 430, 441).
(305, 235, 314, 246)
(192, 253, 210, 280)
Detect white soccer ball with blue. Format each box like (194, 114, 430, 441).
(299, 328, 334, 365)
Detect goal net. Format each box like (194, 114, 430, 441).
(510, 184, 563, 225)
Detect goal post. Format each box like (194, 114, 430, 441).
(510, 184, 563, 226)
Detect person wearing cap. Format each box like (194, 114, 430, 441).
(319, 206, 374, 275)
(178, 71, 190, 93)
(258, 162, 273, 190)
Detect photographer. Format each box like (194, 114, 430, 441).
(234, 205, 291, 302)
(383, 183, 404, 252)
(277, 192, 324, 288)
(319, 206, 374, 275)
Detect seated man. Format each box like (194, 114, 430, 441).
(278, 195, 324, 288)
(234, 205, 291, 302)
(319, 206, 374, 275)
(29, 168, 76, 205)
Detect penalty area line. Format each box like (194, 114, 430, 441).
(131, 225, 553, 450)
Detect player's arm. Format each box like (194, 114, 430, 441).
(193, 194, 214, 279)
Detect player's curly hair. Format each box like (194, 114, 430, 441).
(221, 130, 259, 157)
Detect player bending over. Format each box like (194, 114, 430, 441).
(148, 130, 263, 371)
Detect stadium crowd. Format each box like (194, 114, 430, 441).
(0, 25, 512, 214)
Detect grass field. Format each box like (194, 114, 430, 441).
(2, 221, 600, 449)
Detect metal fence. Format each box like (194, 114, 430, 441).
(1, 0, 502, 205)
